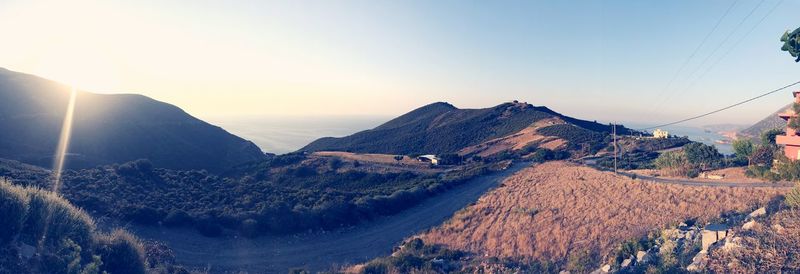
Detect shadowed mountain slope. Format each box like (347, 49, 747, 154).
(739, 104, 791, 138)
(301, 101, 633, 155)
(0, 68, 265, 172)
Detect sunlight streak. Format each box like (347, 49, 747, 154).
(52, 86, 77, 193)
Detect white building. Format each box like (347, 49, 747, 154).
(653, 129, 669, 139)
(417, 155, 439, 165)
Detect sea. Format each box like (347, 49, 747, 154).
(206, 116, 735, 155)
(205, 115, 390, 154)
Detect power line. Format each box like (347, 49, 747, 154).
(679, 0, 784, 94)
(651, 0, 767, 114)
(649, 0, 739, 107)
(637, 80, 800, 131)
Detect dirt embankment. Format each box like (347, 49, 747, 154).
(420, 161, 786, 262)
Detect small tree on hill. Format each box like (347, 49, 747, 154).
(683, 143, 722, 170)
(733, 139, 755, 166)
(751, 145, 775, 167)
(762, 129, 783, 147)
(781, 27, 800, 62)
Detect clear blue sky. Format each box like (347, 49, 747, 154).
(0, 0, 798, 127)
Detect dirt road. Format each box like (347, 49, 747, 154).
(130, 162, 533, 273)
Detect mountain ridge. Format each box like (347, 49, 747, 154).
(0, 67, 265, 172)
(301, 101, 632, 155)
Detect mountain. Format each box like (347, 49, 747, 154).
(301, 101, 632, 155)
(739, 104, 791, 139)
(0, 68, 265, 172)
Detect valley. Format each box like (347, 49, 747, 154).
(126, 161, 532, 272)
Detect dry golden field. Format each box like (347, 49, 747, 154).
(419, 161, 787, 262)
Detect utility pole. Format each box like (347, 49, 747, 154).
(613, 122, 617, 174)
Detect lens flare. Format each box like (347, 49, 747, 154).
(52, 86, 77, 192)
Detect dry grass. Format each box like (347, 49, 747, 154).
(458, 118, 567, 157)
(631, 166, 765, 184)
(310, 151, 438, 174)
(419, 161, 786, 263)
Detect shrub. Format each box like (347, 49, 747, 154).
(23, 189, 95, 250)
(785, 184, 800, 208)
(240, 218, 260, 238)
(654, 150, 695, 177)
(0, 180, 27, 244)
(163, 210, 194, 227)
(95, 229, 147, 274)
(683, 142, 722, 170)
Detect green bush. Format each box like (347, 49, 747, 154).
(785, 184, 800, 208)
(163, 209, 194, 227)
(240, 218, 260, 238)
(0, 180, 27, 244)
(21, 189, 95, 250)
(95, 229, 146, 274)
(0, 180, 160, 273)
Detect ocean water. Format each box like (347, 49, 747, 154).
(624, 123, 734, 155)
(205, 115, 390, 154)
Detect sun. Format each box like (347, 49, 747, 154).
(31, 41, 122, 93)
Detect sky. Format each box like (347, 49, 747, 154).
(0, 0, 799, 127)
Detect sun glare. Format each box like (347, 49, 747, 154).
(52, 86, 77, 193)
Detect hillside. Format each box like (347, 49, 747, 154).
(0, 68, 265, 172)
(301, 101, 633, 155)
(739, 104, 790, 138)
(413, 161, 782, 269)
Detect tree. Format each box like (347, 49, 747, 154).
(655, 150, 692, 177)
(781, 27, 800, 62)
(733, 139, 754, 166)
(751, 145, 775, 167)
(683, 143, 721, 170)
(761, 129, 783, 147)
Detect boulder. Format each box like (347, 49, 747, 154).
(748, 207, 767, 219)
(636, 251, 648, 263)
(742, 220, 758, 230)
(20, 243, 35, 259)
(687, 251, 708, 272)
(773, 224, 785, 233)
(621, 257, 633, 268)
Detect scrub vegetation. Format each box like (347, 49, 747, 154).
(0, 179, 185, 274)
(2, 155, 506, 238)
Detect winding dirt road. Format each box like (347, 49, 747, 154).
(129, 162, 533, 273)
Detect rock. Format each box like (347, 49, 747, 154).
(701, 224, 729, 251)
(590, 265, 612, 274)
(773, 224, 785, 233)
(742, 220, 758, 230)
(748, 207, 767, 219)
(721, 237, 742, 251)
(20, 243, 35, 259)
(636, 251, 647, 262)
(621, 258, 633, 268)
(687, 251, 708, 272)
